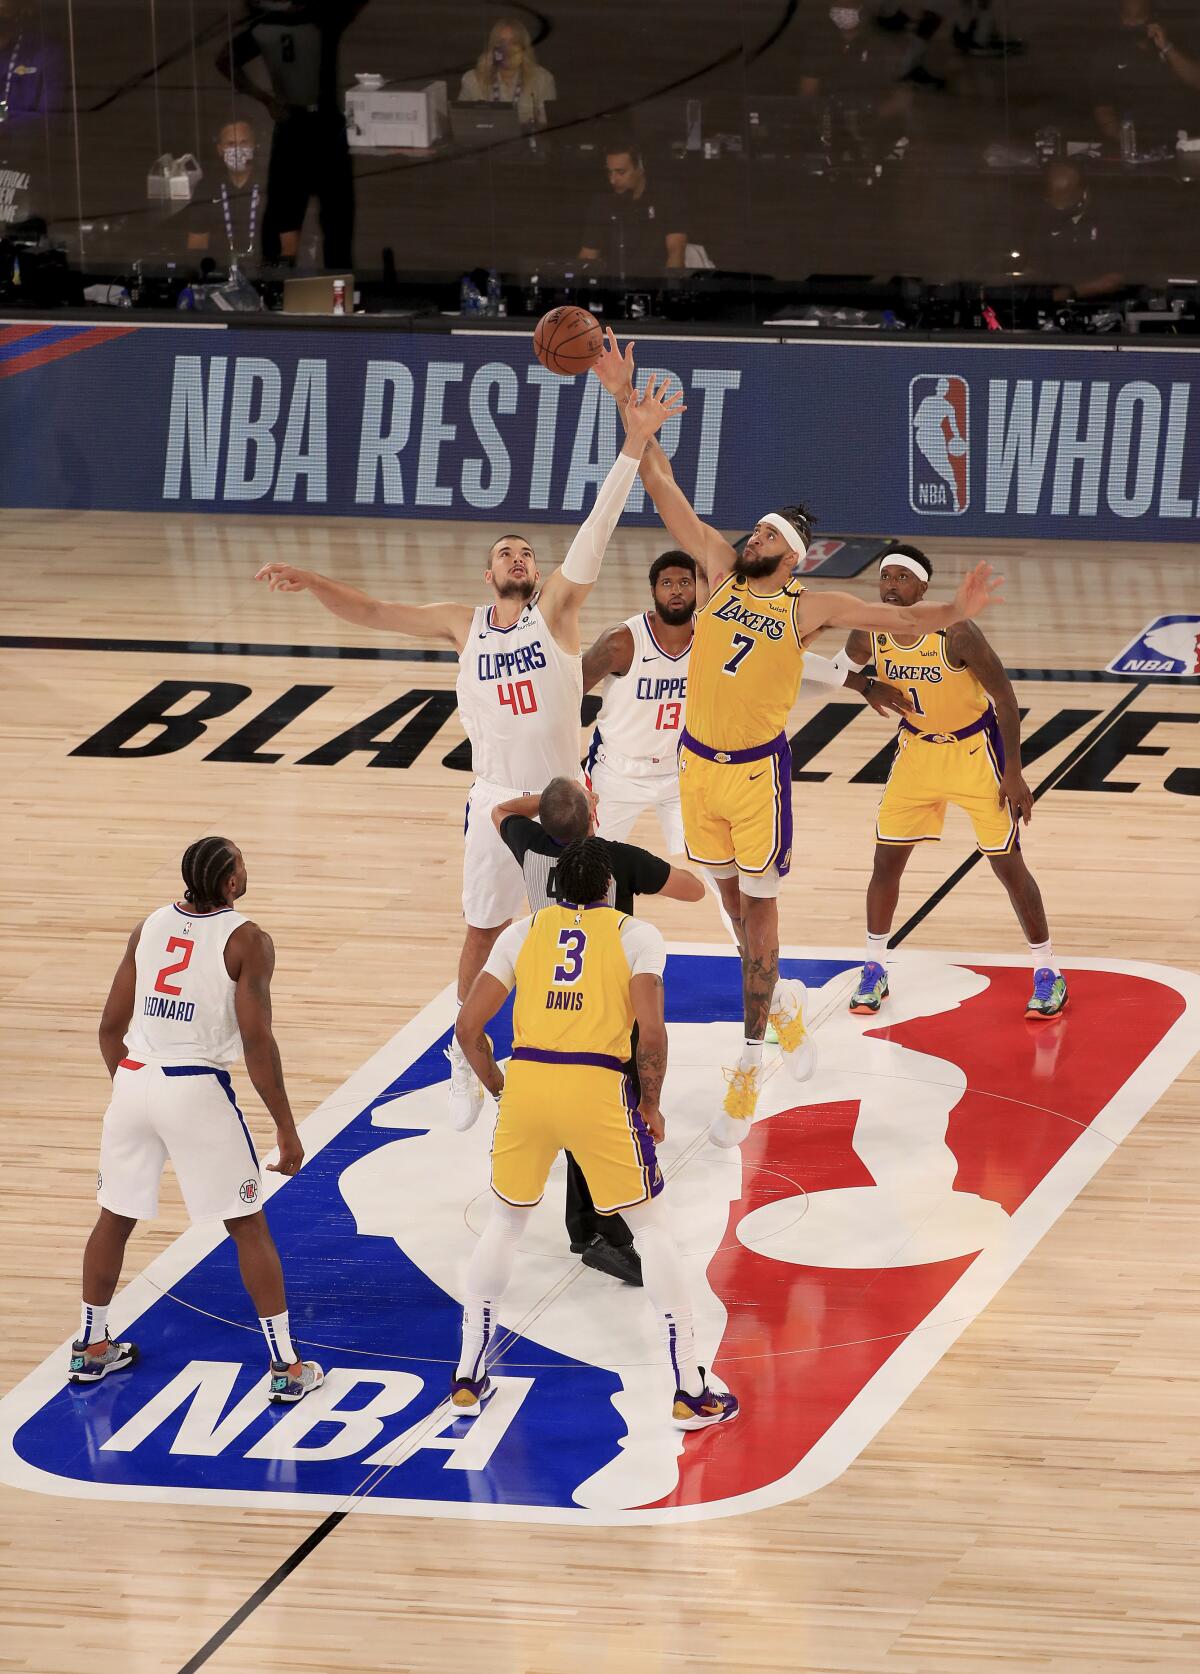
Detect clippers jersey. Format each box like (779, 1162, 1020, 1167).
(512, 904, 635, 1062)
(591, 612, 690, 776)
(456, 595, 583, 789)
(685, 574, 806, 750)
(123, 903, 247, 1067)
(871, 631, 990, 738)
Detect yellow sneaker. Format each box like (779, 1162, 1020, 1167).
(769, 980, 817, 1082)
(710, 1064, 761, 1148)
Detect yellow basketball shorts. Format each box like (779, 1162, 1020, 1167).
(677, 732, 793, 876)
(877, 723, 1017, 856)
(490, 1053, 663, 1215)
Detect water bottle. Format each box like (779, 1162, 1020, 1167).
(486, 267, 502, 318)
(1120, 114, 1137, 162)
(459, 273, 481, 315)
(524, 270, 541, 315)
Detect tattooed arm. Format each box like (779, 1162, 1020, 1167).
(631, 969, 668, 1142)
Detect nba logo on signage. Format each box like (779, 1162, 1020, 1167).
(909, 375, 969, 515)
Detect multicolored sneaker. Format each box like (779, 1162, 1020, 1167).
(67, 1337, 138, 1384)
(849, 962, 890, 1016)
(671, 1367, 740, 1431)
(710, 1064, 762, 1148)
(268, 1359, 325, 1405)
(450, 1373, 495, 1417)
(446, 1034, 489, 1132)
(769, 980, 817, 1081)
(1025, 968, 1068, 1020)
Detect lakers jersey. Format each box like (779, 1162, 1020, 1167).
(685, 575, 806, 750)
(512, 904, 635, 1062)
(871, 631, 989, 738)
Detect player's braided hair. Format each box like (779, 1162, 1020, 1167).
(556, 837, 613, 906)
(778, 503, 814, 548)
(181, 836, 236, 910)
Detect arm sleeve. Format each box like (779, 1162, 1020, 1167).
(480, 919, 531, 990)
(618, 917, 667, 979)
(559, 450, 641, 585)
(802, 650, 847, 688)
(832, 648, 868, 677)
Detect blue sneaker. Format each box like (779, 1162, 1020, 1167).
(1026, 968, 1068, 1020)
(450, 1373, 495, 1417)
(268, 1359, 325, 1404)
(849, 961, 890, 1015)
(67, 1337, 138, 1383)
(671, 1367, 740, 1431)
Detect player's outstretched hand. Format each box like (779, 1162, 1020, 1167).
(641, 1102, 665, 1143)
(592, 326, 635, 398)
(1000, 768, 1034, 826)
(865, 679, 913, 718)
(625, 372, 685, 442)
(952, 560, 1004, 622)
(255, 562, 313, 593)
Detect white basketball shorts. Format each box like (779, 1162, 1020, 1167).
(462, 778, 532, 929)
(589, 757, 685, 854)
(97, 1059, 263, 1223)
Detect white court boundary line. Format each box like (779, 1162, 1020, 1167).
(0, 948, 1197, 1526)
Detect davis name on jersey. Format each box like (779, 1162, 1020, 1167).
(456, 598, 583, 789)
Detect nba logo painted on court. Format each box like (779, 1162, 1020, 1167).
(1, 950, 1197, 1526)
(910, 374, 970, 515)
(1108, 614, 1200, 676)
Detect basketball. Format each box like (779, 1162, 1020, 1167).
(532, 306, 604, 376)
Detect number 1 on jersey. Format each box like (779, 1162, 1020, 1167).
(907, 686, 926, 717)
(722, 633, 755, 675)
(498, 680, 538, 715)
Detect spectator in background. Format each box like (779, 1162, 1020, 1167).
(578, 142, 687, 276)
(799, 6, 912, 154)
(216, 1, 370, 270)
(0, 0, 49, 131)
(1021, 161, 1125, 300)
(185, 117, 265, 269)
(459, 18, 557, 130)
(1092, 1, 1200, 152)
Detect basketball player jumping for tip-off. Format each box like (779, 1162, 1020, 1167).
(593, 330, 1003, 1147)
(256, 373, 685, 1130)
(841, 543, 1067, 1021)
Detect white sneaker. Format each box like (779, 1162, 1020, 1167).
(769, 980, 817, 1082)
(446, 1035, 486, 1131)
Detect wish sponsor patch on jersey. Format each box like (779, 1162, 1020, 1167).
(1, 951, 1196, 1525)
(1108, 614, 1200, 676)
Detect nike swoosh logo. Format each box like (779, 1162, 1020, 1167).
(748, 770, 765, 781)
(968, 746, 981, 755)
(641, 656, 658, 663)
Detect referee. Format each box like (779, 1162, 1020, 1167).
(492, 776, 703, 1285)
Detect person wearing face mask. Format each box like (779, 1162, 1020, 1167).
(1092, 0, 1200, 153)
(1021, 161, 1125, 302)
(184, 119, 264, 268)
(459, 17, 557, 130)
(798, 5, 912, 156)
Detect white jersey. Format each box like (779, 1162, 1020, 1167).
(589, 612, 691, 779)
(456, 595, 583, 790)
(123, 903, 247, 1068)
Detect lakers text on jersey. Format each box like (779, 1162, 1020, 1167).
(872, 631, 1015, 855)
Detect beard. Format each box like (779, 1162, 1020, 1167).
(656, 600, 694, 626)
(494, 576, 536, 602)
(737, 550, 783, 579)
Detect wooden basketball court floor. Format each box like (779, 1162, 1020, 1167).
(0, 510, 1197, 1673)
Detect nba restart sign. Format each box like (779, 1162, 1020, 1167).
(1, 950, 1197, 1524)
(8, 322, 1200, 539)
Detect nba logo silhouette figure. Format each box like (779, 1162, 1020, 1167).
(1108, 614, 1200, 676)
(910, 375, 969, 515)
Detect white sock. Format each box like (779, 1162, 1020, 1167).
(865, 931, 890, 971)
(738, 1037, 764, 1071)
(624, 1204, 704, 1396)
(449, 998, 466, 1062)
(457, 1199, 529, 1380)
(79, 1301, 108, 1346)
(259, 1311, 296, 1366)
(1028, 938, 1059, 976)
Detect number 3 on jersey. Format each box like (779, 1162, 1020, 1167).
(498, 680, 538, 715)
(722, 633, 755, 676)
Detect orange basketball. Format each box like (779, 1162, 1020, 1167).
(532, 306, 604, 377)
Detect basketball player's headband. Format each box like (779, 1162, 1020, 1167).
(758, 512, 808, 555)
(878, 553, 929, 582)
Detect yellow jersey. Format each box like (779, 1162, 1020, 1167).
(511, 903, 635, 1063)
(871, 630, 990, 738)
(685, 574, 807, 751)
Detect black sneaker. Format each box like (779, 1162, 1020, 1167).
(580, 1235, 643, 1287)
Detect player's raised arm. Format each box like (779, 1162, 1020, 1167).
(798, 561, 1004, 638)
(945, 620, 1034, 825)
(539, 375, 685, 652)
(592, 330, 735, 588)
(254, 564, 474, 652)
(581, 621, 635, 692)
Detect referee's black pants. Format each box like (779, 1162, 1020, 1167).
(262, 109, 354, 270)
(564, 1024, 638, 1251)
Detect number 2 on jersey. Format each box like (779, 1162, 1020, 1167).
(498, 680, 538, 715)
(722, 633, 755, 675)
(154, 936, 194, 996)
